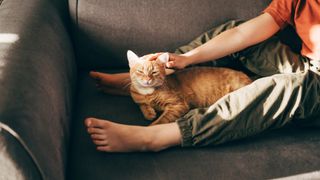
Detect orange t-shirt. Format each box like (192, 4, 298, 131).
(263, 0, 320, 60)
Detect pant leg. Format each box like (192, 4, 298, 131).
(236, 36, 309, 76)
(294, 70, 320, 125)
(174, 20, 318, 147)
(177, 71, 320, 147)
(174, 19, 309, 76)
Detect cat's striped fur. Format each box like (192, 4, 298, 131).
(128, 51, 252, 125)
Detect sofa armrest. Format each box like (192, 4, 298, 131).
(0, 0, 76, 179)
(0, 123, 42, 180)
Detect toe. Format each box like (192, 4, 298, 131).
(89, 71, 100, 79)
(89, 71, 102, 84)
(85, 118, 91, 127)
(87, 127, 104, 134)
(85, 118, 108, 128)
(91, 134, 106, 140)
(93, 140, 108, 146)
(85, 118, 95, 127)
(97, 146, 112, 152)
(89, 118, 110, 128)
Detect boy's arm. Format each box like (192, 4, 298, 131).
(167, 13, 280, 69)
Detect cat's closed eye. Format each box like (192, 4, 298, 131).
(137, 70, 144, 74)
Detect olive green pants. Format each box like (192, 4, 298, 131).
(175, 20, 320, 147)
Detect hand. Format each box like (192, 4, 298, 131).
(143, 53, 162, 61)
(166, 53, 190, 69)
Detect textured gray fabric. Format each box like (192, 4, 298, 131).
(0, 0, 76, 179)
(67, 70, 320, 180)
(70, 0, 271, 69)
(68, 0, 77, 29)
(2, 0, 319, 179)
(0, 128, 41, 180)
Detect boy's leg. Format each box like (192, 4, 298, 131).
(84, 71, 319, 152)
(177, 71, 320, 146)
(236, 36, 309, 76)
(174, 20, 317, 147)
(90, 71, 131, 96)
(294, 70, 320, 126)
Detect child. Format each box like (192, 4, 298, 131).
(86, 0, 320, 152)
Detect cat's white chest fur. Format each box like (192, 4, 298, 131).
(136, 87, 155, 95)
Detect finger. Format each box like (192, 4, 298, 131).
(152, 52, 164, 57)
(148, 52, 163, 61)
(166, 61, 174, 68)
(168, 53, 175, 61)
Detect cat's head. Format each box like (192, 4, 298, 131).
(127, 50, 169, 88)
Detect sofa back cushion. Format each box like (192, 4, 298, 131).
(69, 0, 271, 69)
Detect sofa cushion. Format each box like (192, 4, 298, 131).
(69, 0, 271, 69)
(67, 70, 320, 180)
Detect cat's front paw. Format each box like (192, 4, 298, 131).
(143, 110, 157, 121)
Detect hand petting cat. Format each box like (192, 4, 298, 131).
(127, 50, 252, 125)
(138, 52, 189, 70)
(165, 53, 190, 69)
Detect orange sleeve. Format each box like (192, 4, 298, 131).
(263, 0, 294, 29)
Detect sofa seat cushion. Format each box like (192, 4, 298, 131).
(67, 70, 320, 180)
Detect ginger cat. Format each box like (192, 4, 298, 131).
(127, 50, 252, 125)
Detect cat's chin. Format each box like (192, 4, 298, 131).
(138, 83, 161, 88)
(139, 84, 156, 88)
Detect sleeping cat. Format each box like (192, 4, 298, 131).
(127, 50, 252, 125)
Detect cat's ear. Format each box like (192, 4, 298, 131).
(157, 53, 169, 64)
(127, 50, 140, 68)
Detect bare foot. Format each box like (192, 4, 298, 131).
(89, 71, 131, 95)
(85, 118, 182, 152)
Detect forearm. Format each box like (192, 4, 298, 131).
(182, 13, 280, 65)
(183, 27, 246, 65)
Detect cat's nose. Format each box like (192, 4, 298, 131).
(147, 79, 152, 85)
(143, 78, 152, 85)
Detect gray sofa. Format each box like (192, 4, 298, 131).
(0, 0, 319, 179)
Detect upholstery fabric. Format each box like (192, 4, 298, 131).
(0, 127, 41, 180)
(0, 0, 76, 179)
(69, 0, 271, 69)
(2, 0, 320, 179)
(67, 70, 320, 180)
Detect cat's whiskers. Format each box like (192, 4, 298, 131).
(122, 79, 132, 91)
(127, 50, 252, 125)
